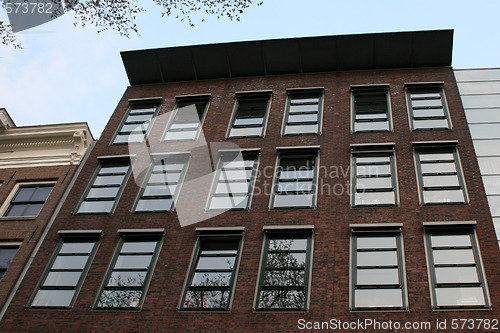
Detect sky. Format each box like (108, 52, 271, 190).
(0, 0, 499, 138)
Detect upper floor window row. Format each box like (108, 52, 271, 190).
(113, 84, 453, 144)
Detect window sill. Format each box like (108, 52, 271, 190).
(0, 216, 37, 221)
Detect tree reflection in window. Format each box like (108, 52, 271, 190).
(96, 236, 161, 309)
(256, 233, 312, 310)
(182, 238, 242, 310)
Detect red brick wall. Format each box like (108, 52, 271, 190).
(1, 67, 498, 332)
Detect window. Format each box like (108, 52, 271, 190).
(351, 147, 398, 207)
(255, 229, 313, 311)
(271, 151, 318, 209)
(0, 244, 19, 281)
(207, 151, 259, 211)
(3, 184, 54, 217)
(350, 227, 407, 310)
(134, 154, 189, 213)
(283, 90, 322, 135)
(415, 146, 467, 205)
(164, 96, 210, 141)
(227, 93, 270, 138)
(352, 87, 391, 132)
(95, 231, 163, 309)
(180, 229, 244, 310)
(30, 232, 100, 308)
(406, 85, 451, 130)
(77, 159, 131, 214)
(424, 225, 490, 309)
(113, 100, 160, 144)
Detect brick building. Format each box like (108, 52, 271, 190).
(0, 108, 93, 312)
(0, 30, 498, 332)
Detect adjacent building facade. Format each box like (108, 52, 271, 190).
(0, 108, 93, 311)
(0, 30, 498, 332)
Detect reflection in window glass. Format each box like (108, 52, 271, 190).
(271, 153, 317, 209)
(228, 94, 269, 138)
(256, 233, 312, 310)
(31, 237, 98, 308)
(208, 152, 258, 210)
(283, 91, 322, 135)
(164, 97, 209, 141)
(352, 232, 406, 310)
(407, 86, 451, 130)
(4, 185, 54, 217)
(96, 235, 161, 309)
(353, 89, 391, 132)
(352, 151, 397, 206)
(181, 237, 242, 310)
(425, 228, 489, 309)
(77, 161, 130, 214)
(415, 148, 467, 205)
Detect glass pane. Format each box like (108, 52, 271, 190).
(209, 196, 248, 210)
(478, 157, 500, 175)
(461, 95, 500, 109)
(135, 198, 174, 212)
(277, 181, 313, 192)
(4, 204, 27, 217)
(78, 201, 114, 214)
(356, 156, 390, 164)
(164, 130, 197, 141)
(191, 272, 232, 286)
(215, 182, 249, 195)
(289, 104, 318, 113)
(93, 175, 126, 186)
(32, 186, 53, 201)
(130, 106, 156, 114)
(279, 170, 314, 180)
(435, 267, 479, 283)
(284, 124, 319, 135)
(355, 192, 395, 206)
(288, 114, 318, 123)
(153, 162, 186, 172)
(0, 248, 18, 269)
(169, 122, 199, 130)
(422, 175, 459, 188)
(107, 272, 146, 287)
(355, 121, 389, 132)
(229, 127, 263, 137)
(52, 255, 88, 270)
(267, 252, 306, 268)
(121, 241, 157, 253)
(435, 287, 485, 307)
(220, 169, 253, 181)
(291, 97, 319, 105)
(473, 140, 500, 157)
(423, 190, 465, 204)
(258, 289, 305, 309)
(357, 268, 399, 285)
(357, 237, 396, 249)
(201, 240, 238, 254)
(31, 290, 75, 307)
(356, 177, 392, 190)
(273, 194, 313, 208)
(43, 272, 81, 287)
(411, 99, 442, 108)
(99, 166, 129, 174)
(419, 153, 454, 161)
(432, 249, 475, 265)
(196, 256, 235, 270)
(115, 255, 152, 269)
(469, 124, 500, 139)
(23, 204, 44, 216)
(120, 124, 147, 133)
(126, 114, 153, 123)
(412, 108, 445, 118)
(149, 173, 181, 184)
(183, 290, 228, 309)
(355, 289, 402, 308)
(357, 251, 397, 266)
(269, 238, 307, 251)
(13, 187, 35, 201)
(143, 184, 177, 197)
(98, 290, 142, 308)
(420, 162, 457, 174)
(430, 235, 471, 247)
(263, 270, 305, 286)
(465, 109, 500, 123)
(413, 119, 449, 129)
(114, 134, 144, 144)
(233, 117, 264, 127)
(356, 165, 391, 176)
(59, 242, 94, 254)
(86, 187, 120, 199)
